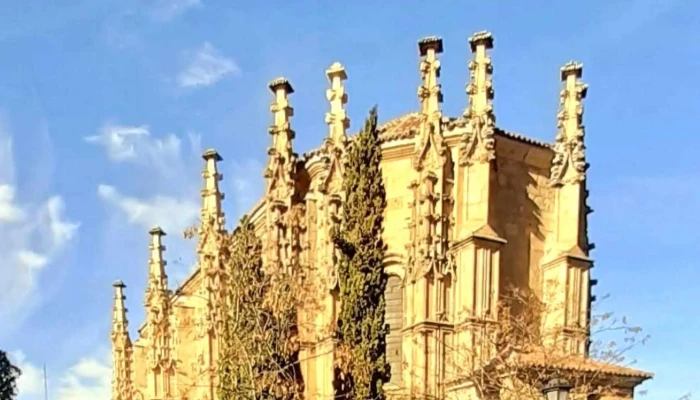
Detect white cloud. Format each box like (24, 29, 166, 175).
(149, 0, 202, 22)
(10, 351, 45, 398)
(45, 197, 79, 247)
(16, 251, 49, 270)
(97, 184, 199, 234)
(56, 356, 111, 400)
(177, 42, 239, 89)
(85, 124, 181, 165)
(11, 351, 111, 400)
(0, 184, 24, 222)
(0, 132, 79, 335)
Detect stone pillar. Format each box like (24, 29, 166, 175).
(451, 31, 505, 381)
(404, 36, 453, 398)
(304, 62, 350, 400)
(542, 61, 592, 355)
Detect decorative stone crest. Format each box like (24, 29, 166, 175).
(459, 31, 496, 166)
(550, 61, 588, 186)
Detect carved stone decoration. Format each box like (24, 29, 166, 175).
(459, 113, 496, 166)
(550, 61, 589, 186)
(264, 78, 301, 275)
(406, 36, 453, 282)
(458, 31, 496, 167)
(414, 36, 446, 171)
(315, 63, 350, 291)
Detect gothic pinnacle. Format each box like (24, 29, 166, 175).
(417, 36, 444, 118)
(559, 61, 587, 142)
(268, 77, 296, 155)
(550, 61, 588, 186)
(112, 280, 130, 343)
(201, 148, 225, 229)
(146, 226, 168, 299)
(465, 31, 494, 120)
(325, 62, 349, 147)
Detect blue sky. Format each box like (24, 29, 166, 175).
(0, 0, 698, 399)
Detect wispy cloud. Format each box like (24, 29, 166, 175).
(177, 42, 239, 89)
(85, 123, 181, 164)
(97, 183, 199, 234)
(0, 127, 79, 336)
(148, 0, 202, 22)
(12, 350, 111, 400)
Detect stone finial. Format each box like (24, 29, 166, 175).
(146, 227, 168, 295)
(559, 61, 587, 142)
(265, 77, 297, 199)
(269, 77, 295, 135)
(458, 31, 496, 166)
(550, 61, 588, 186)
(200, 148, 225, 229)
(325, 62, 349, 147)
(112, 280, 130, 340)
(465, 31, 494, 119)
(417, 36, 444, 119)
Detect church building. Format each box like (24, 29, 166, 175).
(110, 31, 652, 400)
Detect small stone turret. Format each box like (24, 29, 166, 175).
(325, 62, 349, 149)
(264, 77, 299, 273)
(542, 61, 592, 356)
(111, 280, 134, 400)
(459, 31, 496, 166)
(200, 148, 225, 231)
(145, 226, 168, 304)
(550, 61, 588, 186)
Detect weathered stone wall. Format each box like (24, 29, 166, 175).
(492, 135, 554, 297)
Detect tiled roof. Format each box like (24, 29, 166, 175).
(516, 351, 653, 380)
(303, 112, 550, 160)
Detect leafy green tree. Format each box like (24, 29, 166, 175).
(217, 215, 303, 400)
(0, 350, 21, 400)
(332, 107, 390, 400)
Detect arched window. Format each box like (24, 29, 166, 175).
(385, 274, 403, 386)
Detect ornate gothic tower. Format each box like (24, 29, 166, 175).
(112, 31, 652, 400)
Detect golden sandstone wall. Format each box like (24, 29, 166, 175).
(110, 32, 651, 400)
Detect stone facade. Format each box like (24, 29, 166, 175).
(110, 32, 652, 400)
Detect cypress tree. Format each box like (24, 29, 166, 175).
(333, 107, 390, 400)
(0, 350, 21, 400)
(217, 215, 302, 400)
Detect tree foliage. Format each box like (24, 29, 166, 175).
(332, 106, 390, 400)
(0, 350, 21, 400)
(447, 285, 652, 400)
(216, 215, 304, 400)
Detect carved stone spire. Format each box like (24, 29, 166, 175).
(111, 280, 135, 400)
(417, 36, 443, 122)
(264, 78, 301, 273)
(200, 149, 225, 231)
(325, 62, 349, 149)
(414, 36, 446, 170)
(550, 61, 588, 186)
(459, 31, 496, 166)
(317, 63, 349, 291)
(145, 227, 168, 302)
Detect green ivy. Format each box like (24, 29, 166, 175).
(217, 215, 302, 400)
